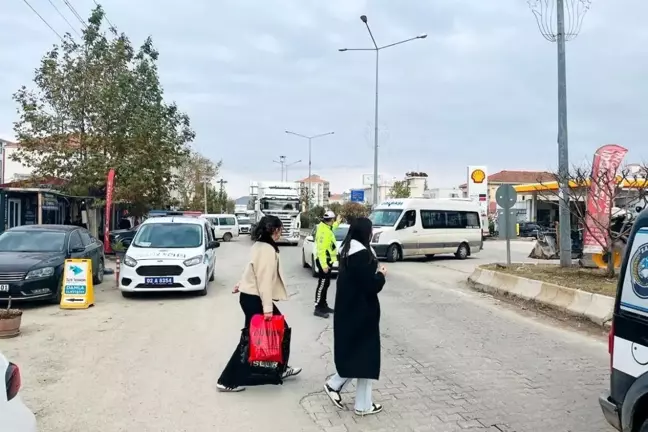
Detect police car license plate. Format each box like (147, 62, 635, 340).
(0, 284, 8, 292)
(145, 277, 174, 285)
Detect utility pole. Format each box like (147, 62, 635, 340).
(203, 178, 209, 214)
(216, 179, 228, 212)
(527, 0, 592, 266)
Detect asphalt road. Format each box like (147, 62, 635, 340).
(0, 237, 612, 432)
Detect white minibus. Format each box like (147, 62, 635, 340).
(201, 214, 240, 242)
(369, 199, 484, 262)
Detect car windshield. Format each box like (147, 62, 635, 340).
(369, 209, 403, 227)
(238, 218, 251, 224)
(0, 230, 66, 252)
(262, 200, 298, 211)
(334, 227, 349, 241)
(132, 223, 203, 248)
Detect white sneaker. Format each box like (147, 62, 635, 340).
(216, 383, 246, 392)
(355, 403, 383, 416)
(282, 366, 302, 380)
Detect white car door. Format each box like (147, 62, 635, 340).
(204, 222, 215, 272)
(303, 226, 316, 266)
(394, 209, 421, 257)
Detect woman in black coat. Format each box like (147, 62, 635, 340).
(323, 217, 386, 416)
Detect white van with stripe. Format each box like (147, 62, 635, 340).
(369, 199, 483, 262)
(600, 210, 648, 431)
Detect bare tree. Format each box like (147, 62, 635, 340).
(537, 163, 648, 276)
(174, 150, 221, 209)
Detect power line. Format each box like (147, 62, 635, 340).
(47, 0, 81, 38)
(61, 0, 87, 28)
(92, 0, 115, 31)
(21, 0, 64, 41)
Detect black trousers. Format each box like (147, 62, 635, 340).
(314, 259, 332, 309)
(218, 292, 289, 387)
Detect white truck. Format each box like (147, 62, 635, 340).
(249, 181, 301, 245)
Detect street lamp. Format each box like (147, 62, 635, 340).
(527, 0, 592, 267)
(284, 159, 302, 182)
(285, 130, 334, 211)
(339, 15, 427, 206)
(273, 155, 287, 181)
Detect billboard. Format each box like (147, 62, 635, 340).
(467, 165, 488, 218)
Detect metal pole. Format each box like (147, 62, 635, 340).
(308, 137, 312, 211)
(372, 49, 380, 206)
(203, 179, 208, 214)
(556, 0, 572, 266)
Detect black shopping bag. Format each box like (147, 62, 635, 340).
(238, 327, 292, 386)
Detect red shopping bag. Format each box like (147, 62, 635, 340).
(248, 314, 286, 363)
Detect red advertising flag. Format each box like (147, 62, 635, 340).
(104, 168, 116, 254)
(582, 145, 628, 255)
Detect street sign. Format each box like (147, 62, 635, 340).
(350, 189, 365, 203)
(495, 184, 517, 209)
(495, 184, 518, 266)
(60, 259, 95, 309)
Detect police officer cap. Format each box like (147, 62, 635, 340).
(323, 210, 335, 220)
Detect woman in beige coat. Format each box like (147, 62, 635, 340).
(217, 215, 301, 392)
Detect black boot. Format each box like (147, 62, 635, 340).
(313, 305, 330, 318)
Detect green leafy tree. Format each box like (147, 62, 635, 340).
(389, 180, 411, 198)
(341, 202, 370, 222)
(329, 202, 342, 216)
(11, 6, 193, 216)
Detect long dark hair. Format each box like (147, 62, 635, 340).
(251, 215, 282, 252)
(339, 217, 375, 265)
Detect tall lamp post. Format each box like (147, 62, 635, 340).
(528, 0, 592, 267)
(273, 156, 287, 181)
(339, 15, 426, 206)
(285, 130, 334, 211)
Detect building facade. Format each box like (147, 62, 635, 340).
(297, 174, 330, 208)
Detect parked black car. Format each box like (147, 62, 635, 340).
(518, 222, 544, 238)
(0, 225, 104, 303)
(109, 225, 138, 249)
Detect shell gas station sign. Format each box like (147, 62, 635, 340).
(467, 166, 488, 221)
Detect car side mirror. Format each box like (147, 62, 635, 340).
(69, 246, 85, 253)
(208, 240, 220, 249)
(122, 239, 131, 247)
(306, 236, 314, 242)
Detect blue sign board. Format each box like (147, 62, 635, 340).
(350, 189, 365, 203)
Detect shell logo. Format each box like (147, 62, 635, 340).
(470, 169, 486, 184)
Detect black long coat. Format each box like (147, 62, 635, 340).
(333, 246, 385, 380)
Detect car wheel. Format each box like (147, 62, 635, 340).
(302, 251, 308, 268)
(93, 259, 104, 285)
(197, 271, 209, 296)
(386, 244, 401, 263)
(223, 233, 232, 242)
(455, 243, 470, 260)
(49, 276, 63, 304)
(209, 267, 215, 282)
(311, 257, 318, 278)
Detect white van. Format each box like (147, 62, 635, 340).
(201, 214, 239, 242)
(369, 199, 484, 262)
(119, 216, 219, 297)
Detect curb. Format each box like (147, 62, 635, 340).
(467, 266, 614, 328)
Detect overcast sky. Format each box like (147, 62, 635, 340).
(2, 0, 648, 198)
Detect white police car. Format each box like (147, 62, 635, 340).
(118, 216, 219, 297)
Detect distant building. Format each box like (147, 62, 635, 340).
(297, 174, 330, 207)
(329, 193, 344, 204)
(426, 188, 462, 199)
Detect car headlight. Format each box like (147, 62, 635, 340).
(372, 232, 381, 242)
(25, 267, 55, 279)
(123, 255, 138, 267)
(183, 255, 202, 267)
